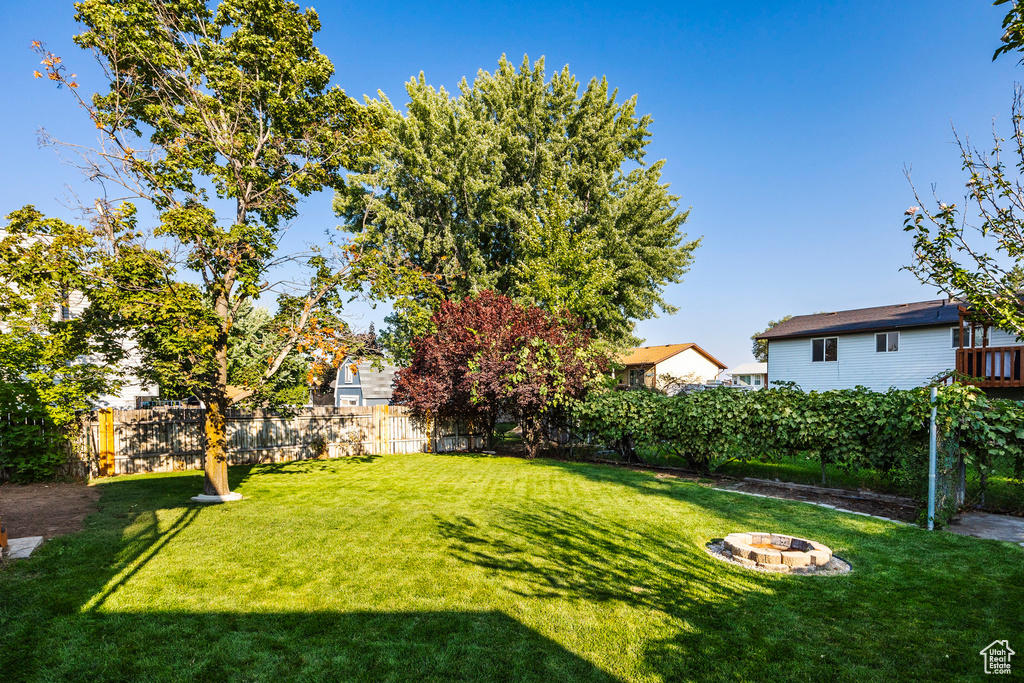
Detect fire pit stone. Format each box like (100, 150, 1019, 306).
(722, 531, 834, 573)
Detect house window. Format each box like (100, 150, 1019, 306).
(628, 369, 643, 386)
(811, 337, 838, 362)
(753, 376, 762, 386)
(952, 327, 981, 348)
(338, 396, 358, 406)
(875, 331, 899, 353)
(344, 365, 354, 384)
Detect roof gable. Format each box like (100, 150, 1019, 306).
(619, 343, 727, 370)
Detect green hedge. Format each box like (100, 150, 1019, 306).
(573, 383, 1024, 520)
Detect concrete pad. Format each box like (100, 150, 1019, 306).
(191, 492, 243, 504)
(5, 536, 43, 560)
(946, 512, 1024, 544)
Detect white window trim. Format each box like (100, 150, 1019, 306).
(875, 331, 900, 353)
(811, 337, 838, 363)
(344, 364, 354, 384)
(952, 326, 978, 348)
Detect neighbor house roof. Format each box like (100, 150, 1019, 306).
(756, 299, 963, 341)
(727, 362, 767, 376)
(618, 343, 728, 370)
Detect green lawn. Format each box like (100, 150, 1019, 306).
(2, 453, 1022, 682)
(631, 446, 1024, 514)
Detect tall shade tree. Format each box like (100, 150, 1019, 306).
(335, 55, 699, 362)
(904, 0, 1024, 335)
(34, 0, 401, 498)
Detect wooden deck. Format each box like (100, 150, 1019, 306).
(956, 345, 1024, 387)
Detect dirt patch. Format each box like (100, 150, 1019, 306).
(0, 482, 101, 540)
(730, 481, 920, 523)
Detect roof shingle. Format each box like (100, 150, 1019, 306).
(618, 343, 727, 369)
(757, 299, 962, 341)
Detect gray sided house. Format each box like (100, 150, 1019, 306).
(333, 359, 399, 407)
(757, 298, 1024, 395)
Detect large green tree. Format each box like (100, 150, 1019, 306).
(335, 55, 699, 361)
(0, 207, 126, 479)
(904, 0, 1024, 334)
(34, 0, 403, 498)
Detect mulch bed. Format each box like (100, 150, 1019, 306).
(0, 482, 101, 540)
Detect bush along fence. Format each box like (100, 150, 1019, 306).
(0, 414, 84, 483)
(573, 383, 1024, 525)
(2, 406, 485, 480)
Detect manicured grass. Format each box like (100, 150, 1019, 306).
(631, 443, 1024, 514)
(2, 453, 1022, 681)
(713, 453, 1024, 513)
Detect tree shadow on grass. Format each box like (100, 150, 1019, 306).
(234, 455, 381, 479)
(527, 458, 906, 542)
(436, 506, 761, 615)
(0, 473, 619, 683)
(432, 450, 495, 459)
(434, 501, 1024, 681)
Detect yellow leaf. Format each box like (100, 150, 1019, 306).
(33, 70, 42, 78)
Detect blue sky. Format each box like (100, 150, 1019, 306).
(1, 1, 1020, 367)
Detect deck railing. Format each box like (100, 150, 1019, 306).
(956, 345, 1024, 387)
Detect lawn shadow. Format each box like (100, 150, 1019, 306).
(432, 450, 495, 459)
(234, 455, 380, 480)
(436, 505, 762, 615)
(2, 473, 619, 682)
(12, 609, 620, 682)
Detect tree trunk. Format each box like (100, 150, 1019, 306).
(202, 310, 232, 496)
(202, 390, 231, 496)
(485, 410, 497, 449)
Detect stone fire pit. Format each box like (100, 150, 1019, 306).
(722, 532, 833, 574)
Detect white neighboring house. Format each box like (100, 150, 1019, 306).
(615, 343, 727, 389)
(756, 298, 1024, 395)
(726, 362, 768, 389)
(333, 358, 399, 407)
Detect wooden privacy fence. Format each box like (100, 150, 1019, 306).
(81, 405, 486, 477)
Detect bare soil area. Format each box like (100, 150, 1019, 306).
(0, 481, 100, 540)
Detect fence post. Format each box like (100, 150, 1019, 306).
(371, 405, 390, 455)
(98, 409, 115, 477)
(927, 386, 937, 531)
